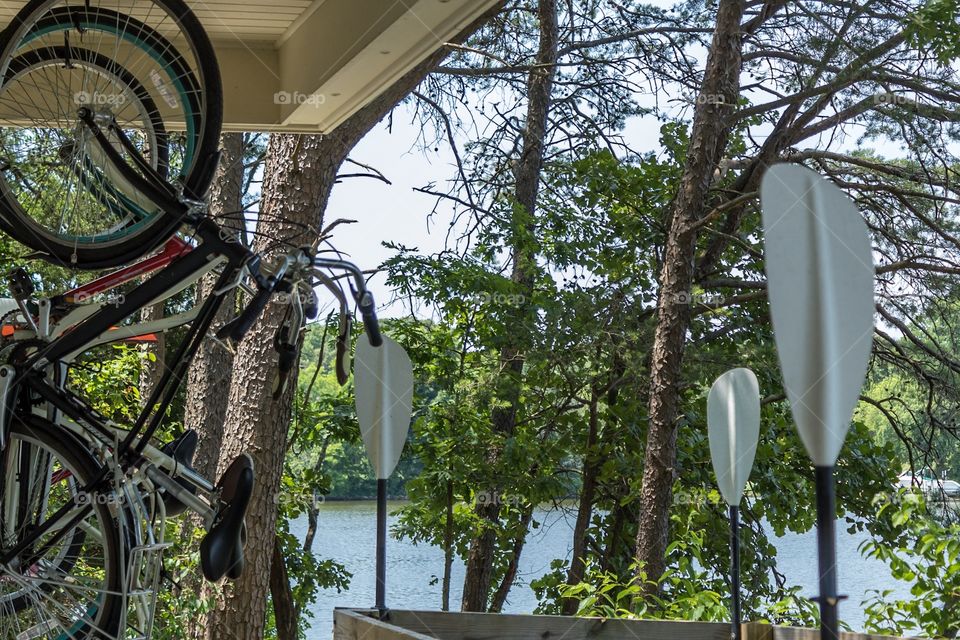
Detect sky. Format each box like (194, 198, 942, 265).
(319, 98, 671, 318)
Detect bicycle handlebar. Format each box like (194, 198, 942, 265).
(356, 290, 382, 347)
(217, 252, 383, 347)
(313, 257, 382, 347)
(217, 284, 274, 343)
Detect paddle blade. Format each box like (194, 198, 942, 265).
(708, 368, 761, 506)
(760, 164, 874, 466)
(354, 334, 414, 479)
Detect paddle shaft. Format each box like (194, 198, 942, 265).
(376, 478, 387, 612)
(815, 466, 839, 640)
(729, 505, 741, 640)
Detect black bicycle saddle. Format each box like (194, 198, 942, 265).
(200, 453, 254, 581)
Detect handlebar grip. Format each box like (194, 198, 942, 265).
(217, 285, 273, 342)
(357, 292, 382, 347)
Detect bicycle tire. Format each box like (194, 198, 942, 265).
(0, 416, 123, 638)
(0, 0, 223, 269)
(0, 45, 173, 245)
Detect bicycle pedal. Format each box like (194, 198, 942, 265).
(7, 268, 34, 301)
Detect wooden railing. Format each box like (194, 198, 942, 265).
(333, 608, 921, 640)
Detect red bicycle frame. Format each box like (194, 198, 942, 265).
(62, 236, 192, 304)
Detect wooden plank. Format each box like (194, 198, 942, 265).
(334, 609, 438, 640)
(772, 627, 918, 640)
(385, 609, 730, 640)
(743, 622, 775, 640)
(338, 610, 922, 640)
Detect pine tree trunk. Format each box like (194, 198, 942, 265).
(139, 303, 165, 404)
(203, 133, 345, 640)
(562, 385, 600, 615)
(186, 132, 245, 481)
(182, 134, 246, 640)
(634, 0, 745, 596)
(461, 0, 558, 612)
(197, 7, 504, 635)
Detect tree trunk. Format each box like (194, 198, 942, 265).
(562, 384, 600, 615)
(201, 6, 505, 636)
(270, 538, 299, 640)
(488, 504, 535, 613)
(186, 132, 245, 481)
(634, 0, 745, 596)
(203, 133, 346, 640)
(181, 133, 247, 640)
(139, 303, 165, 404)
(460, 0, 558, 612)
(303, 435, 330, 553)
(442, 479, 454, 611)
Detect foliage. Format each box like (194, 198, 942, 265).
(906, 0, 960, 64)
(862, 492, 960, 638)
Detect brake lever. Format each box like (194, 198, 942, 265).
(335, 314, 352, 386)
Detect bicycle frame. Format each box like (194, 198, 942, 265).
(13, 217, 252, 459)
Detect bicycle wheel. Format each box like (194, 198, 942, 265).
(0, 46, 174, 259)
(0, 0, 223, 269)
(0, 416, 123, 639)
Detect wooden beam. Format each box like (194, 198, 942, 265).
(337, 610, 923, 640)
(334, 609, 437, 640)
(383, 609, 731, 640)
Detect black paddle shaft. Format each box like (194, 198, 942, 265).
(375, 478, 388, 614)
(729, 504, 742, 640)
(815, 465, 842, 640)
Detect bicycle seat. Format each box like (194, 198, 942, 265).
(200, 453, 254, 582)
(158, 429, 199, 517)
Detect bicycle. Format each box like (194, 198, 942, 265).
(0, 1, 401, 638)
(0, 223, 384, 638)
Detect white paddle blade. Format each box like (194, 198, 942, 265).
(708, 368, 761, 506)
(760, 164, 874, 466)
(354, 335, 414, 479)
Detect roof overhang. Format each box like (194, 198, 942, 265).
(0, 0, 498, 133)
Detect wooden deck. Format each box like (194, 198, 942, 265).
(333, 608, 920, 640)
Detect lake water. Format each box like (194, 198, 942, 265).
(289, 501, 912, 638)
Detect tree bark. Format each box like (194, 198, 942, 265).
(488, 504, 535, 613)
(562, 384, 600, 615)
(634, 0, 745, 596)
(181, 133, 247, 640)
(203, 132, 346, 640)
(139, 303, 165, 404)
(460, 0, 558, 612)
(186, 132, 245, 481)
